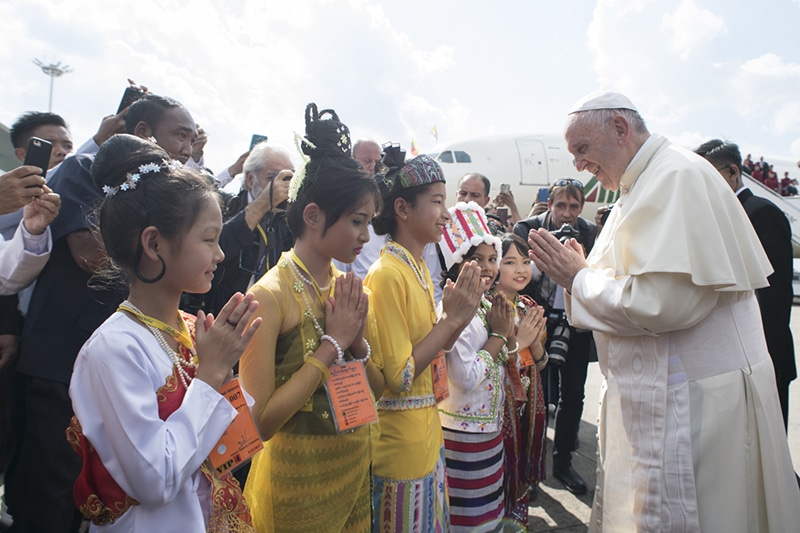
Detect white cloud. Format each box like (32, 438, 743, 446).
(661, 0, 726, 60)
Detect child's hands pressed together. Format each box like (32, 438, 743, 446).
(441, 261, 485, 327)
(516, 304, 546, 351)
(194, 292, 262, 389)
(487, 292, 514, 340)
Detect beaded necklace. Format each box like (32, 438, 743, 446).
(285, 250, 334, 337)
(385, 241, 436, 316)
(118, 301, 196, 389)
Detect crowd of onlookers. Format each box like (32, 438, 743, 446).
(742, 153, 799, 196)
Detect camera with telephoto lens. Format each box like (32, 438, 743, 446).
(551, 223, 583, 244)
(546, 312, 571, 367)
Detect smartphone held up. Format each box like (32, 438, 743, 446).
(23, 137, 53, 178)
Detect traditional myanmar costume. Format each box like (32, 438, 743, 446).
(366, 241, 449, 532)
(566, 131, 800, 531)
(242, 252, 372, 533)
(502, 294, 547, 527)
(438, 295, 507, 531)
(435, 202, 509, 531)
(68, 308, 253, 532)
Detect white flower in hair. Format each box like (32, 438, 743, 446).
(102, 185, 117, 197)
(120, 173, 141, 191)
(166, 159, 182, 170)
(139, 162, 161, 174)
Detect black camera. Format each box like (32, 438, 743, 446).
(546, 312, 571, 367)
(551, 223, 582, 244)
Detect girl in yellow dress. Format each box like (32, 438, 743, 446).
(240, 104, 382, 532)
(365, 145, 485, 532)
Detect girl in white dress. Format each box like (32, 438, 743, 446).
(68, 134, 261, 532)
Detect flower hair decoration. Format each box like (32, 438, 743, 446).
(102, 158, 181, 197)
(287, 102, 359, 203)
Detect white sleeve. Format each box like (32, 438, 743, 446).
(75, 137, 100, 156)
(447, 314, 493, 392)
(70, 327, 237, 506)
(0, 223, 51, 295)
(215, 167, 233, 188)
(567, 267, 720, 336)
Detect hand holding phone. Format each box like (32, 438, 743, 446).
(23, 137, 53, 178)
(117, 86, 146, 114)
(496, 206, 509, 226)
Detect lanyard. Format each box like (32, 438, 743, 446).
(255, 223, 268, 245)
(118, 302, 195, 354)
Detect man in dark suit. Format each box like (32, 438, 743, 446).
(696, 139, 796, 428)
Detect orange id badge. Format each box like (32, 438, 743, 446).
(518, 347, 534, 368)
(431, 350, 449, 403)
(207, 378, 264, 478)
(506, 361, 528, 402)
(325, 361, 378, 433)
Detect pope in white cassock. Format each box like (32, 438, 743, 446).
(527, 90, 800, 532)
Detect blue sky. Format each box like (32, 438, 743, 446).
(1, 0, 798, 174)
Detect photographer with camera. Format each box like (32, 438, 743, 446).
(513, 178, 596, 495)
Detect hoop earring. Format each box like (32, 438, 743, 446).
(134, 253, 166, 284)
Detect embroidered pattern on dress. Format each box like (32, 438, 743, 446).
(377, 394, 436, 411)
(398, 358, 414, 392)
(439, 349, 503, 430)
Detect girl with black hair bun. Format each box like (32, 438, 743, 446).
(239, 104, 382, 532)
(364, 151, 486, 532)
(67, 134, 262, 531)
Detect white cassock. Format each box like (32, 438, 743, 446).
(566, 135, 800, 532)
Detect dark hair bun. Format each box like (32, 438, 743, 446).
(91, 134, 170, 191)
(302, 103, 358, 166)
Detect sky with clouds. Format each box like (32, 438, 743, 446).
(1, 0, 798, 174)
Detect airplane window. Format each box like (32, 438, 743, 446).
(455, 151, 471, 163)
(438, 151, 454, 163)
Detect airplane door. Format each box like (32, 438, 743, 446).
(516, 139, 548, 185)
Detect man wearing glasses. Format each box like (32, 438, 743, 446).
(205, 143, 294, 315)
(527, 91, 799, 531)
(513, 178, 597, 495)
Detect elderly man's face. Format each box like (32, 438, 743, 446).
(565, 114, 629, 192)
(248, 152, 294, 209)
(353, 142, 381, 175)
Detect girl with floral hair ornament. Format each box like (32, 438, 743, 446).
(67, 134, 261, 531)
(365, 146, 485, 532)
(239, 103, 382, 532)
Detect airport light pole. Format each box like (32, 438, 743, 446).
(33, 58, 72, 112)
